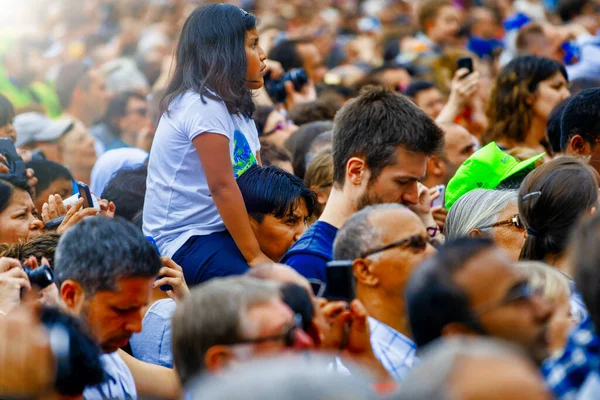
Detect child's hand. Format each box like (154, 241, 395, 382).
(247, 253, 273, 268)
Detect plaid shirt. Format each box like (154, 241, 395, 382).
(369, 317, 418, 382)
(542, 317, 600, 400)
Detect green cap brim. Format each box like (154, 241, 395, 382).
(499, 152, 545, 183)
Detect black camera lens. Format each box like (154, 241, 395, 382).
(264, 68, 309, 104)
(24, 265, 55, 290)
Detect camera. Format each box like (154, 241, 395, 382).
(264, 68, 309, 104)
(0, 138, 26, 179)
(24, 265, 55, 289)
(325, 260, 355, 302)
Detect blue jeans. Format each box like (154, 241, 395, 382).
(172, 231, 249, 287)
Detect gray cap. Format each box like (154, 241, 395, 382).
(14, 112, 74, 147)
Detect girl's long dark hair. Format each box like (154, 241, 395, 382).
(161, 4, 257, 119)
(518, 157, 598, 262)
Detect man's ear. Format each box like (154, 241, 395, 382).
(468, 228, 484, 237)
(60, 280, 86, 315)
(205, 345, 237, 373)
(346, 157, 368, 187)
(353, 258, 378, 287)
(428, 155, 445, 178)
(569, 135, 589, 156)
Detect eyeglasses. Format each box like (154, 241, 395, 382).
(128, 108, 148, 117)
(477, 214, 524, 231)
(473, 281, 541, 316)
(235, 314, 303, 348)
(263, 120, 293, 136)
(360, 235, 438, 259)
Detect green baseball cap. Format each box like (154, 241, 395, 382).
(445, 142, 544, 210)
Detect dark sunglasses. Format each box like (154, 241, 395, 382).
(360, 235, 438, 258)
(478, 214, 524, 230)
(262, 120, 293, 136)
(473, 281, 540, 316)
(235, 314, 303, 348)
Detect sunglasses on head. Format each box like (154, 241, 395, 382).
(360, 234, 438, 259)
(477, 214, 524, 231)
(262, 120, 293, 136)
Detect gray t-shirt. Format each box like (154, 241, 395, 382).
(143, 90, 260, 257)
(83, 352, 137, 399)
(129, 299, 176, 368)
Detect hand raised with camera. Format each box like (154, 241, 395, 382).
(21, 256, 59, 308)
(97, 198, 116, 219)
(284, 79, 317, 111)
(0, 257, 31, 315)
(436, 68, 480, 124)
(153, 257, 190, 302)
(55, 198, 100, 234)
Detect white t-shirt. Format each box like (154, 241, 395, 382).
(143, 91, 260, 257)
(83, 352, 137, 399)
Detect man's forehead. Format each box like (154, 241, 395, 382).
(451, 249, 521, 303)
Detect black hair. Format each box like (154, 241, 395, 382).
(332, 86, 444, 185)
(280, 283, 314, 332)
(519, 157, 597, 261)
(268, 39, 310, 72)
(253, 105, 276, 135)
(284, 121, 333, 180)
(0, 232, 61, 268)
(556, 0, 592, 21)
(0, 93, 15, 127)
(260, 142, 293, 168)
(102, 91, 147, 136)
(406, 237, 495, 348)
(403, 81, 437, 99)
(54, 216, 162, 295)
(40, 307, 105, 396)
(25, 159, 73, 194)
(546, 98, 570, 154)
(0, 175, 31, 213)
(161, 4, 258, 119)
(288, 100, 339, 126)
(101, 166, 148, 222)
(572, 213, 600, 330)
(236, 165, 316, 223)
(55, 61, 91, 109)
(560, 88, 600, 151)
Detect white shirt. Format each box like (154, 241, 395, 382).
(143, 90, 260, 257)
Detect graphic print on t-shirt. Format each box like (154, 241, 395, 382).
(232, 129, 257, 178)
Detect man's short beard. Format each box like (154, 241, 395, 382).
(355, 186, 385, 211)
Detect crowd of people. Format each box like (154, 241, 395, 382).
(1, 0, 600, 398)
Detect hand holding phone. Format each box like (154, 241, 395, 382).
(0, 138, 26, 178)
(325, 260, 356, 302)
(457, 57, 473, 78)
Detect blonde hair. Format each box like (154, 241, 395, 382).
(517, 261, 571, 303)
(304, 147, 333, 224)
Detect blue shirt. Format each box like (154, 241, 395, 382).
(280, 221, 338, 286)
(542, 317, 600, 400)
(369, 317, 418, 382)
(83, 352, 137, 399)
(130, 299, 176, 368)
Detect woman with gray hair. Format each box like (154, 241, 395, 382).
(446, 189, 526, 260)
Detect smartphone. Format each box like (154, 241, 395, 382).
(44, 215, 65, 230)
(325, 260, 355, 302)
(457, 57, 473, 78)
(431, 185, 446, 209)
(76, 181, 95, 208)
(0, 138, 26, 178)
(146, 236, 173, 292)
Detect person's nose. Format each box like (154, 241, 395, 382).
(560, 86, 571, 100)
(30, 218, 44, 232)
(259, 45, 267, 62)
(294, 223, 306, 242)
(424, 242, 437, 257)
(401, 182, 420, 205)
(124, 311, 144, 334)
